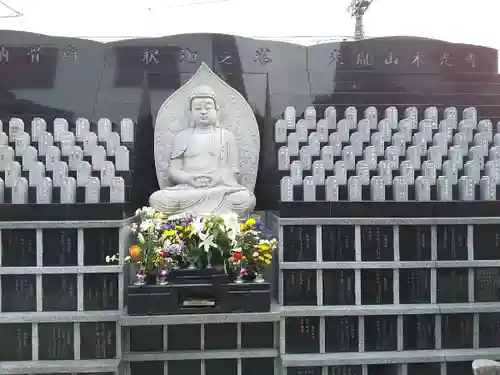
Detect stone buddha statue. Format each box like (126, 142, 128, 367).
(149, 84, 256, 217)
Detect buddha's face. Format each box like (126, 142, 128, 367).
(190, 97, 217, 127)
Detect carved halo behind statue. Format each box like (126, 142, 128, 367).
(150, 63, 260, 218)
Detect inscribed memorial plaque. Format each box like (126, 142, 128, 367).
(42, 274, 77, 311)
(479, 313, 500, 348)
(242, 358, 274, 375)
(364, 315, 397, 351)
(437, 225, 467, 260)
(2, 275, 36, 312)
(167, 324, 200, 351)
(206, 359, 237, 375)
(441, 314, 473, 349)
(323, 270, 355, 305)
(241, 322, 274, 349)
(403, 315, 434, 350)
(283, 270, 317, 306)
(328, 367, 362, 375)
(322, 226, 355, 261)
(407, 364, 440, 375)
(204, 323, 237, 350)
(285, 317, 320, 353)
(361, 226, 394, 261)
(288, 368, 322, 375)
(83, 228, 119, 265)
(399, 269, 431, 303)
(399, 226, 432, 261)
(474, 225, 500, 260)
(38, 323, 74, 360)
(129, 326, 163, 352)
(2, 229, 36, 266)
(437, 268, 469, 303)
(80, 322, 116, 359)
(361, 270, 393, 304)
(474, 267, 500, 302)
(130, 362, 165, 375)
(0, 323, 32, 361)
(42, 229, 78, 266)
(283, 225, 317, 262)
(168, 361, 201, 375)
(325, 316, 358, 352)
(83, 274, 118, 310)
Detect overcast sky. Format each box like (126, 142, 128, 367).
(1, 0, 498, 49)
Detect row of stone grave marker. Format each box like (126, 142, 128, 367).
(0, 175, 126, 203)
(281, 174, 497, 201)
(4, 117, 134, 144)
(277, 105, 479, 133)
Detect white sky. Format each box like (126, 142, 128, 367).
(0, 0, 498, 118)
(0, 0, 498, 49)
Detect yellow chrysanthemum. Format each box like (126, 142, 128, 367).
(264, 259, 271, 264)
(164, 230, 175, 237)
(258, 256, 265, 261)
(175, 225, 183, 230)
(245, 218, 256, 226)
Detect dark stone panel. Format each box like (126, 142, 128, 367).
(289, 367, 322, 375)
(322, 226, 355, 261)
(323, 270, 355, 305)
(169, 361, 201, 375)
(285, 317, 320, 354)
(403, 315, 435, 350)
(441, 314, 474, 349)
(474, 268, 500, 302)
(399, 269, 431, 304)
(83, 228, 119, 266)
(283, 270, 317, 306)
(42, 274, 77, 311)
(361, 270, 393, 305)
(1, 30, 499, 211)
(407, 364, 440, 375)
(241, 322, 274, 349)
(131, 362, 164, 375)
(399, 226, 432, 261)
(83, 274, 118, 310)
(328, 366, 362, 375)
(474, 225, 500, 260)
(436, 225, 468, 261)
(206, 359, 237, 375)
(2, 229, 37, 267)
(204, 323, 237, 350)
(367, 364, 400, 375)
(167, 324, 201, 351)
(38, 323, 74, 360)
(2, 275, 36, 312)
(325, 316, 358, 352)
(364, 316, 398, 351)
(42, 229, 78, 266)
(129, 326, 163, 352)
(360, 226, 394, 261)
(479, 313, 500, 348)
(242, 358, 274, 375)
(0, 323, 32, 361)
(80, 322, 116, 359)
(283, 225, 317, 262)
(446, 362, 473, 375)
(437, 268, 469, 303)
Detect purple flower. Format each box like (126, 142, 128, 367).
(168, 243, 184, 255)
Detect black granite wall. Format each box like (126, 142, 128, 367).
(0, 31, 498, 210)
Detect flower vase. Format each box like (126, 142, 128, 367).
(254, 273, 265, 283)
(188, 263, 197, 270)
(134, 272, 146, 285)
(234, 273, 245, 284)
(158, 268, 169, 285)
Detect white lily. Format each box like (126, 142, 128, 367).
(221, 213, 240, 243)
(191, 216, 205, 235)
(198, 232, 217, 252)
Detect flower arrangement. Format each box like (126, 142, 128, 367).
(107, 207, 277, 284)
